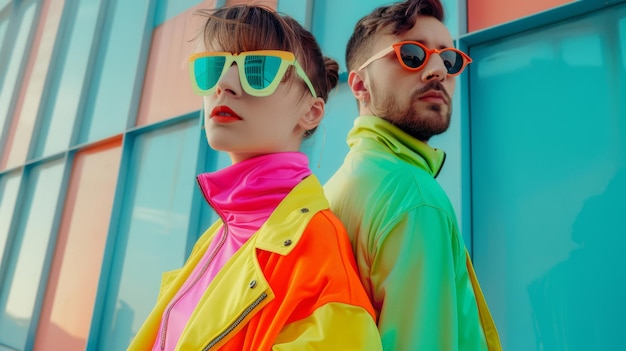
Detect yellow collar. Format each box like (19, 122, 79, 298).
(255, 175, 328, 254)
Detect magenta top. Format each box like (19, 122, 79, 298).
(152, 152, 311, 351)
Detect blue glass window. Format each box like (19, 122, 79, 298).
(0, 159, 65, 350)
(96, 120, 200, 350)
(0, 172, 21, 270)
(470, 4, 626, 350)
(34, 0, 104, 158)
(79, 0, 153, 144)
(0, 2, 37, 147)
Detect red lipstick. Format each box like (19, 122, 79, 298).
(210, 106, 242, 123)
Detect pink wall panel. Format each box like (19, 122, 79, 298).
(1, 0, 65, 170)
(135, 1, 215, 126)
(33, 138, 122, 351)
(468, 0, 574, 32)
(135, 0, 277, 127)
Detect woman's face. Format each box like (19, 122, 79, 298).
(201, 50, 323, 164)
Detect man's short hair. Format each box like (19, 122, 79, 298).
(346, 0, 445, 72)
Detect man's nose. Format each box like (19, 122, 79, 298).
(420, 55, 447, 82)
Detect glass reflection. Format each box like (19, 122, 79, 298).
(528, 169, 626, 350)
(97, 119, 199, 351)
(470, 4, 626, 350)
(0, 173, 21, 268)
(35, 0, 102, 158)
(0, 3, 37, 145)
(0, 159, 64, 349)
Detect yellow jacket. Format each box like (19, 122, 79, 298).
(127, 176, 382, 350)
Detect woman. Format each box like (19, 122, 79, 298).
(127, 5, 382, 351)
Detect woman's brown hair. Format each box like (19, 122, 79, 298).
(195, 5, 338, 104)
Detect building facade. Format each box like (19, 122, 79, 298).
(0, 0, 624, 350)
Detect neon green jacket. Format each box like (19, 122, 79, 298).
(325, 116, 501, 351)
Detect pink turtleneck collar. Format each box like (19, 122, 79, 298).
(196, 152, 312, 227)
(154, 152, 311, 351)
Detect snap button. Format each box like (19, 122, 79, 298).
(283, 239, 292, 246)
(300, 208, 309, 213)
(249, 280, 257, 289)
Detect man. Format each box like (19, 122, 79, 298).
(324, 0, 501, 350)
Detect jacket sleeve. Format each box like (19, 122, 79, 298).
(368, 205, 489, 351)
(271, 302, 382, 351)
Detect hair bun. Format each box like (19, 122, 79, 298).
(324, 56, 340, 91)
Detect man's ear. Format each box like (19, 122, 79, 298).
(299, 97, 325, 131)
(348, 70, 369, 103)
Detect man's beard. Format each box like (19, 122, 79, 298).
(371, 80, 452, 142)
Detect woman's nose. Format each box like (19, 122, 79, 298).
(215, 64, 242, 96)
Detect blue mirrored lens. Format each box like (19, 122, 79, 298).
(194, 56, 226, 91)
(244, 55, 282, 89)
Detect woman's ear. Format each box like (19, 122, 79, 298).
(299, 97, 325, 131)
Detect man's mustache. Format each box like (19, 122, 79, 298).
(412, 80, 451, 104)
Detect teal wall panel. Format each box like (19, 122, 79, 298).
(470, 4, 626, 350)
(277, 0, 312, 29)
(0, 159, 65, 350)
(154, 0, 202, 27)
(0, 20, 8, 61)
(311, 0, 392, 73)
(0, 2, 37, 149)
(34, 0, 104, 158)
(0, 344, 18, 351)
(80, 0, 154, 144)
(0, 172, 21, 272)
(96, 120, 200, 351)
(441, 0, 460, 37)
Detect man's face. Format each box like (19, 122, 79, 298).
(358, 16, 457, 142)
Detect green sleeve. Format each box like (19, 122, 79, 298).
(367, 205, 488, 351)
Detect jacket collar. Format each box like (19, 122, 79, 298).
(193, 175, 328, 256)
(254, 175, 329, 255)
(348, 115, 446, 177)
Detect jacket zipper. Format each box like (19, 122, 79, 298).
(159, 179, 230, 350)
(202, 292, 268, 351)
